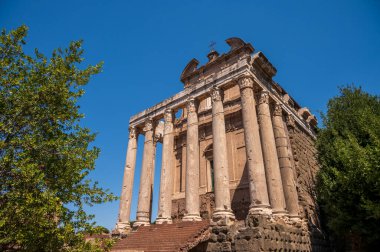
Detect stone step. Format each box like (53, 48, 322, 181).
(111, 220, 210, 252)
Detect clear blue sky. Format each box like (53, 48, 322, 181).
(1, 0, 379, 231)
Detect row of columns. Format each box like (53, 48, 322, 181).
(116, 75, 299, 233)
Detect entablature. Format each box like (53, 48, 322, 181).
(129, 37, 317, 139)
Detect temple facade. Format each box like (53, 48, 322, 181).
(113, 38, 328, 252)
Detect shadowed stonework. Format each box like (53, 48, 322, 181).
(112, 37, 330, 251)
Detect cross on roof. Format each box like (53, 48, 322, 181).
(209, 41, 216, 51)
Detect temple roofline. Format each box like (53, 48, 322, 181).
(128, 38, 317, 138)
(180, 37, 254, 85)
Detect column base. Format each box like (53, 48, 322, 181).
(288, 214, 301, 221)
(113, 221, 131, 236)
(249, 204, 272, 216)
(182, 214, 202, 222)
(156, 216, 173, 224)
(212, 209, 235, 226)
(272, 209, 288, 216)
(134, 211, 150, 227)
(133, 220, 150, 228)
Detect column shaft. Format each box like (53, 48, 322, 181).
(211, 87, 235, 224)
(156, 109, 174, 224)
(257, 91, 287, 215)
(183, 98, 202, 221)
(134, 119, 155, 227)
(116, 127, 138, 234)
(273, 105, 300, 218)
(238, 76, 271, 215)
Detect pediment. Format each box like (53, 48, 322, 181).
(180, 58, 199, 83)
(225, 37, 245, 51)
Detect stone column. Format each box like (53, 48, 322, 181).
(257, 91, 287, 215)
(237, 76, 271, 215)
(272, 104, 300, 218)
(210, 87, 235, 224)
(149, 138, 157, 221)
(156, 109, 175, 224)
(134, 119, 155, 227)
(183, 98, 202, 221)
(115, 126, 138, 234)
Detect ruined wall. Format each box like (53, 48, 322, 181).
(204, 215, 329, 252)
(286, 120, 321, 228)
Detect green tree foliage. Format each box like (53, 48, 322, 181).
(316, 86, 380, 249)
(0, 25, 117, 251)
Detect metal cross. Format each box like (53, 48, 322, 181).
(209, 41, 216, 51)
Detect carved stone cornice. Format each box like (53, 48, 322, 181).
(307, 115, 318, 128)
(210, 86, 222, 103)
(237, 76, 254, 90)
(251, 51, 277, 78)
(273, 103, 283, 117)
(258, 91, 270, 105)
(128, 38, 317, 139)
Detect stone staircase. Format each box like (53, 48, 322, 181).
(111, 220, 210, 252)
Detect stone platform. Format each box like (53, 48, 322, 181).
(206, 216, 330, 252)
(112, 217, 330, 252)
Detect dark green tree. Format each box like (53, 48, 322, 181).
(0, 25, 117, 251)
(316, 86, 380, 250)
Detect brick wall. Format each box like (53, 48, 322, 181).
(287, 121, 321, 228)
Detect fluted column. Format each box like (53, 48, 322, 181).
(183, 98, 202, 221)
(210, 87, 235, 224)
(238, 76, 271, 215)
(156, 109, 175, 224)
(257, 91, 287, 215)
(115, 126, 138, 234)
(273, 104, 300, 218)
(134, 119, 155, 227)
(149, 138, 157, 221)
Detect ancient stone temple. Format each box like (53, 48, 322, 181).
(112, 38, 329, 252)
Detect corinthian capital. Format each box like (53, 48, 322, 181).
(128, 126, 137, 139)
(164, 108, 173, 123)
(258, 91, 270, 105)
(186, 98, 197, 115)
(273, 103, 283, 117)
(210, 86, 222, 103)
(153, 134, 160, 145)
(143, 118, 153, 132)
(286, 114, 295, 129)
(237, 76, 254, 90)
